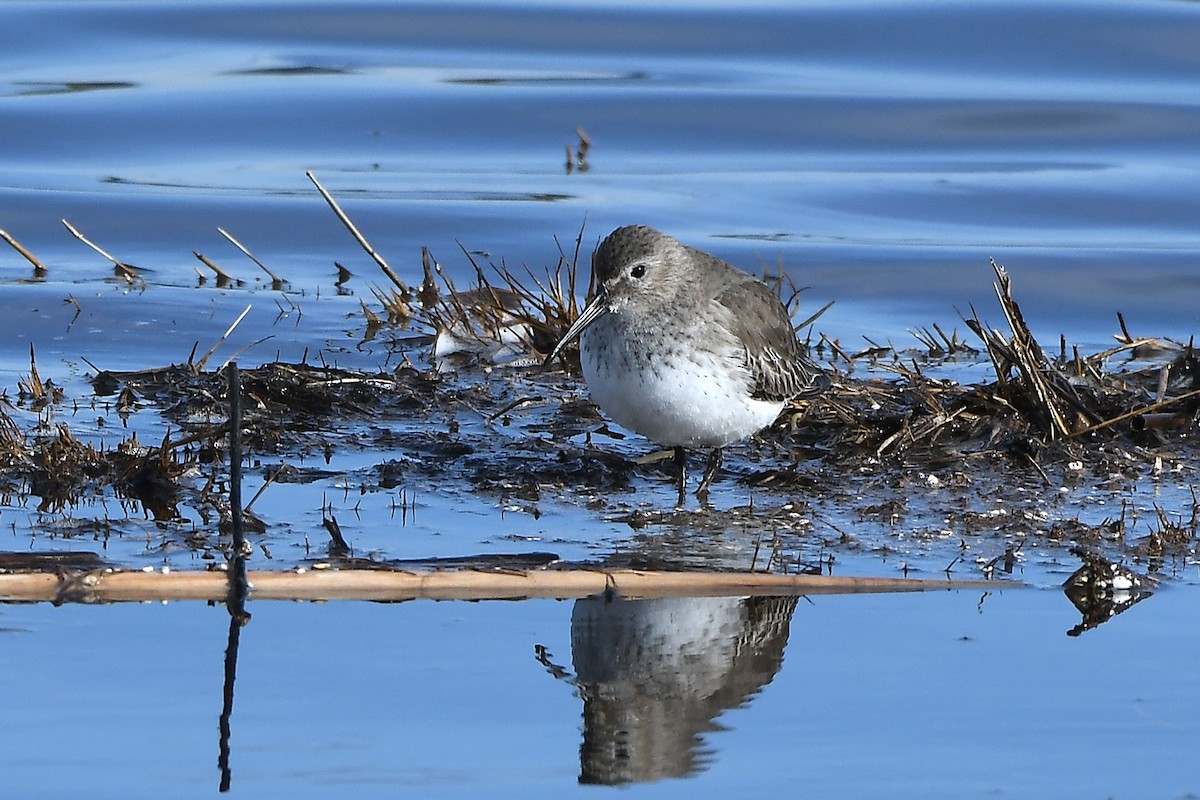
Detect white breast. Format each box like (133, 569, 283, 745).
(579, 320, 783, 449)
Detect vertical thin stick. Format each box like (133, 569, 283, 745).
(228, 362, 246, 577)
(226, 361, 250, 614)
(220, 361, 249, 792)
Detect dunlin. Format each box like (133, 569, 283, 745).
(548, 225, 828, 505)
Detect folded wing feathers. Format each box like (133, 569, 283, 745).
(713, 277, 829, 403)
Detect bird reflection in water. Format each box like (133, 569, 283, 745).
(561, 593, 797, 785)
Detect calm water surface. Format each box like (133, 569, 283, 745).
(2, 588, 1199, 799)
(2, 0, 1200, 796)
(2, 0, 1199, 355)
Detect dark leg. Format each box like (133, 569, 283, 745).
(696, 448, 723, 504)
(673, 446, 688, 508)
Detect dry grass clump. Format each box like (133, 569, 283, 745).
(422, 237, 585, 366)
(793, 260, 1198, 469)
(0, 403, 29, 471)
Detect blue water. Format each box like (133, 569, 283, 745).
(2, 0, 1199, 356)
(2, 0, 1200, 795)
(1, 588, 1197, 798)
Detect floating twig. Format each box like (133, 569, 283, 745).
(0, 568, 1010, 604)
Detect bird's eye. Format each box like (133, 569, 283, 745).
(630, 263, 647, 279)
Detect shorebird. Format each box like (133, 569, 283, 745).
(547, 225, 827, 504)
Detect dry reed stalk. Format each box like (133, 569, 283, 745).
(193, 250, 238, 285)
(0, 403, 28, 466)
(359, 299, 383, 329)
(60, 219, 141, 282)
(368, 284, 411, 322)
(194, 305, 253, 371)
(990, 260, 1071, 436)
(1089, 336, 1179, 364)
(216, 228, 283, 286)
(0, 229, 47, 273)
(306, 170, 409, 294)
(964, 259, 1103, 438)
(20, 343, 44, 403)
(0, 567, 1011, 604)
(217, 336, 275, 372)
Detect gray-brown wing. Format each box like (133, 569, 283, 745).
(715, 278, 828, 402)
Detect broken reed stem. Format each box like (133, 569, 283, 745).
(305, 170, 409, 294)
(990, 259, 1071, 437)
(193, 250, 237, 283)
(164, 421, 233, 453)
(0, 229, 47, 272)
(23, 343, 44, 401)
(195, 305, 253, 372)
(243, 464, 286, 513)
(795, 299, 836, 333)
(217, 336, 274, 373)
(0, 568, 1013, 604)
(1070, 386, 1200, 438)
(217, 228, 283, 285)
(60, 219, 140, 280)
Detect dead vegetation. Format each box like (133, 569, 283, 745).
(800, 259, 1199, 472)
(1, 175, 1198, 590)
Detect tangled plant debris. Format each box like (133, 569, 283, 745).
(1, 252, 1196, 583)
(1, 179, 1197, 616)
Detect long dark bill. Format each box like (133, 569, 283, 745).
(543, 294, 609, 366)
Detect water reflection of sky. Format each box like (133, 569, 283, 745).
(2, 588, 1197, 797)
(1, 0, 1198, 346)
